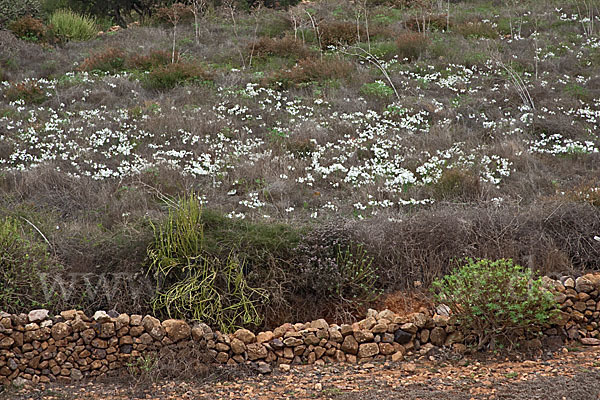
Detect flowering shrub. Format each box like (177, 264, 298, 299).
(295, 222, 380, 314)
(432, 258, 558, 349)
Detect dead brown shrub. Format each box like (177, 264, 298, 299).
(320, 21, 359, 48)
(126, 50, 175, 71)
(431, 168, 482, 201)
(269, 56, 353, 88)
(78, 47, 127, 73)
(455, 21, 498, 39)
(396, 32, 430, 61)
(356, 201, 600, 291)
(405, 14, 449, 32)
(249, 35, 313, 59)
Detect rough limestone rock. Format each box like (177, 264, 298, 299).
(162, 319, 191, 342)
(341, 335, 359, 354)
(358, 343, 379, 358)
(51, 322, 71, 341)
(142, 315, 164, 340)
(247, 343, 268, 360)
(93, 310, 111, 323)
(430, 327, 447, 347)
(230, 338, 246, 354)
(27, 309, 49, 323)
(581, 338, 600, 346)
(256, 331, 274, 344)
(575, 276, 594, 293)
(233, 328, 256, 344)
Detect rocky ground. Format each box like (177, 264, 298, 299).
(3, 345, 600, 400)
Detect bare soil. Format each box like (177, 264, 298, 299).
(3, 345, 600, 400)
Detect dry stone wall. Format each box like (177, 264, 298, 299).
(1, 274, 599, 386)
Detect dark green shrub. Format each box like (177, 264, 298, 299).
(0, 0, 41, 27)
(432, 258, 558, 350)
(142, 62, 212, 90)
(0, 216, 62, 313)
(147, 195, 270, 332)
(78, 47, 126, 73)
(360, 80, 395, 99)
(8, 15, 46, 41)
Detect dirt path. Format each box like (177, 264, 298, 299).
(3, 346, 600, 400)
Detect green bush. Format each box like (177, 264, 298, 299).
(432, 258, 558, 350)
(0, 0, 41, 27)
(0, 216, 62, 313)
(146, 195, 269, 332)
(142, 62, 212, 90)
(360, 80, 395, 99)
(49, 8, 97, 41)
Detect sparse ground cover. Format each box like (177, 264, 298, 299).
(3, 345, 600, 399)
(0, 0, 599, 329)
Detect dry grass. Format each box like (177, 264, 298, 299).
(1, 0, 599, 329)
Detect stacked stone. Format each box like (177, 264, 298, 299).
(4, 273, 600, 387)
(0, 309, 213, 386)
(544, 274, 600, 342)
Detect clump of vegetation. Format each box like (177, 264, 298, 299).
(250, 35, 313, 59)
(431, 168, 482, 201)
(147, 195, 270, 332)
(432, 258, 558, 350)
(455, 21, 498, 39)
(0, 0, 40, 27)
(320, 21, 359, 48)
(49, 9, 97, 42)
(142, 62, 212, 90)
(4, 80, 46, 104)
(8, 15, 46, 42)
(270, 56, 353, 88)
(127, 50, 174, 71)
(78, 47, 126, 73)
(405, 13, 449, 32)
(0, 216, 62, 313)
(360, 80, 395, 99)
(396, 31, 429, 61)
(295, 221, 381, 320)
